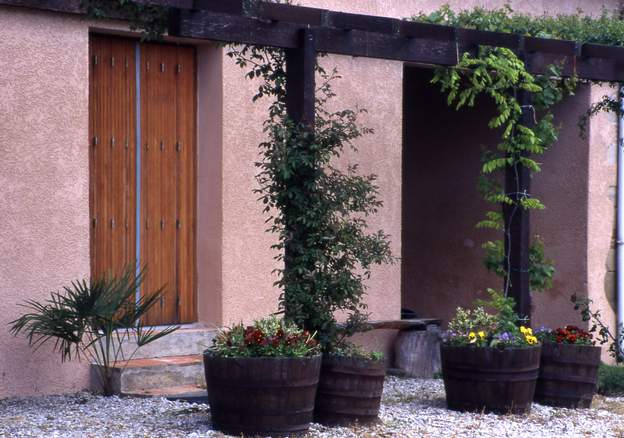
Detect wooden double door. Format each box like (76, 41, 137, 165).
(89, 35, 197, 325)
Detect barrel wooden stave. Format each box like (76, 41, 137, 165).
(535, 343, 601, 408)
(441, 346, 541, 414)
(203, 353, 322, 437)
(314, 355, 386, 426)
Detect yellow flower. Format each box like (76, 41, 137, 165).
(520, 326, 528, 334)
(478, 331, 486, 339)
(525, 335, 538, 345)
(468, 332, 477, 343)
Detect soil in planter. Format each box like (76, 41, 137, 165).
(203, 353, 321, 437)
(441, 345, 541, 415)
(314, 355, 386, 426)
(535, 343, 601, 408)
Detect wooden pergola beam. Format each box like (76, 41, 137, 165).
(2, 0, 624, 81)
(172, 8, 624, 82)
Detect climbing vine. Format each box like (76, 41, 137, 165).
(83, 0, 169, 41)
(432, 46, 576, 296)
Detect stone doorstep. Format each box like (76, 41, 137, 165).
(118, 327, 217, 360)
(122, 384, 209, 404)
(91, 354, 206, 395)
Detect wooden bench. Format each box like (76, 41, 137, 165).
(362, 318, 441, 332)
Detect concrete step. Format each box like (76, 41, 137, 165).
(123, 384, 208, 403)
(92, 354, 206, 394)
(119, 327, 217, 359)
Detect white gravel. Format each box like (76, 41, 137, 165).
(1, 377, 622, 438)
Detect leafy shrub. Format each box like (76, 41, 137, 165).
(229, 36, 394, 351)
(597, 363, 624, 396)
(210, 316, 320, 358)
(444, 289, 538, 348)
(10, 267, 176, 396)
(329, 341, 384, 362)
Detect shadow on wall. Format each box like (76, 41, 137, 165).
(401, 67, 593, 329)
(401, 65, 500, 326)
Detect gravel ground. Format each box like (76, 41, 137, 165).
(1, 377, 623, 438)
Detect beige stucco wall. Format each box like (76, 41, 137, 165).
(0, 7, 91, 398)
(1, 0, 622, 398)
(588, 84, 619, 363)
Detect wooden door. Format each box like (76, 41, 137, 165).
(89, 36, 136, 281)
(89, 35, 197, 325)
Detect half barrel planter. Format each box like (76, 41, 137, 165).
(441, 345, 541, 414)
(314, 355, 386, 426)
(203, 352, 322, 437)
(534, 343, 601, 408)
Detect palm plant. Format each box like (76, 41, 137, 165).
(10, 267, 177, 395)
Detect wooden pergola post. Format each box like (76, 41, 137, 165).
(286, 29, 316, 126)
(503, 87, 533, 323)
(283, 29, 316, 279)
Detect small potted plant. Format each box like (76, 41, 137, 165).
(441, 289, 541, 414)
(534, 325, 601, 408)
(314, 335, 386, 426)
(203, 316, 321, 437)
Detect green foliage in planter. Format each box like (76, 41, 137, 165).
(228, 44, 394, 350)
(329, 341, 384, 362)
(598, 363, 624, 396)
(444, 289, 538, 348)
(10, 267, 177, 396)
(210, 315, 320, 358)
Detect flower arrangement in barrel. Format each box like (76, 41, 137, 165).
(211, 315, 320, 358)
(443, 289, 540, 349)
(534, 325, 594, 346)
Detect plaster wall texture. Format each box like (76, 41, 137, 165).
(587, 84, 618, 363)
(1, 0, 622, 398)
(0, 7, 91, 398)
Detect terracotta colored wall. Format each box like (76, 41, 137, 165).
(0, 7, 91, 398)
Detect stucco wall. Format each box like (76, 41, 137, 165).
(588, 84, 619, 363)
(0, 7, 90, 398)
(1, 0, 622, 398)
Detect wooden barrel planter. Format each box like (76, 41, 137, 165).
(314, 355, 386, 426)
(535, 343, 601, 408)
(203, 352, 322, 437)
(441, 345, 541, 414)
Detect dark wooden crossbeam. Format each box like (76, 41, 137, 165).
(172, 8, 624, 82)
(3, 0, 624, 81)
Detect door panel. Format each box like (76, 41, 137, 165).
(90, 36, 136, 280)
(90, 35, 197, 326)
(176, 46, 197, 323)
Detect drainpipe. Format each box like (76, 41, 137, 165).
(617, 86, 624, 361)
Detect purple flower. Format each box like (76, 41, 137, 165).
(534, 326, 551, 335)
(495, 332, 514, 342)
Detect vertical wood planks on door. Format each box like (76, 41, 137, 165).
(176, 46, 197, 323)
(90, 36, 136, 281)
(91, 35, 197, 326)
